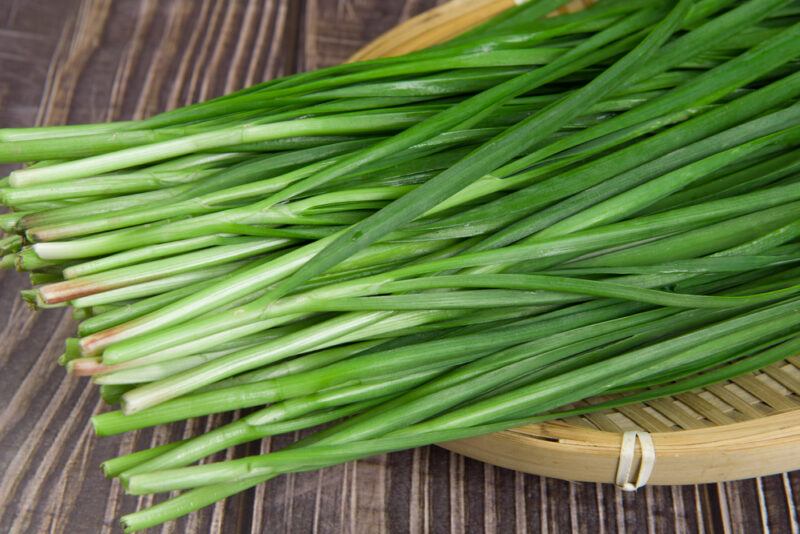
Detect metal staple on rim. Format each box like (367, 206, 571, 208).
(615, 431, 656, 491)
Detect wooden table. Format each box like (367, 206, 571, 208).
(1, 1, 798, 532)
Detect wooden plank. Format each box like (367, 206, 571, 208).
(0, 0, 797, 532)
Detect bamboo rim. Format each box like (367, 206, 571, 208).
(352, 0, 800, 485)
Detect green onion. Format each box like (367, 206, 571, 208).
(2, 1, 800, 530)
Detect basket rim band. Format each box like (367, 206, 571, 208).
(615, 431, 656, 491)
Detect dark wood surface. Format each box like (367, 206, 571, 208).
(1, 1, 799, 532)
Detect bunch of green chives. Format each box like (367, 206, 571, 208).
(2, 0, 800, 530)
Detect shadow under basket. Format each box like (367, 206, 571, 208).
(350, 0, 800, 486)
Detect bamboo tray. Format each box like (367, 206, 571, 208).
(352, 0, 800, 485)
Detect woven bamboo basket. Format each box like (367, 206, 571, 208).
(351, 0, 800, 485)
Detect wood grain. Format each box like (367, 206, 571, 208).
(0, 1, 797, 533)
